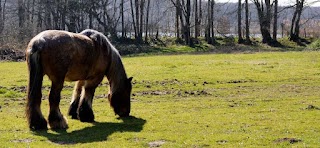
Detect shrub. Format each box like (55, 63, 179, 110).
(307, 39, 320, 50)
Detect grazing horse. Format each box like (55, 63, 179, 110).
(25, 29, 133, 130)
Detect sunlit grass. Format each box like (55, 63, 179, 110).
(0, 51, 320, 147)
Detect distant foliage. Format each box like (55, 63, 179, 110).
(0, 0, 319, 49)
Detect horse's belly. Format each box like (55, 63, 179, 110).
(64, 76, 80, 82)
(65, 69, 88, 81)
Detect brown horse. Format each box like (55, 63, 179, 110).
(26, 29, 132, 130)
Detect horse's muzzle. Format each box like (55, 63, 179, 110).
(116, 108, 130, 117)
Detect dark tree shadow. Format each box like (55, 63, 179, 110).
(33, 116, 146, 144)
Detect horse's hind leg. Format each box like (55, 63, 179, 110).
(26, 51, 47, 130)
(26, 78, 47, 130)
(48, 80, 68, 129)
(78, 76, 103, 122)
(68, 81, 84, 119)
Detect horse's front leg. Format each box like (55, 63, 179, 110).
(48, 80, 68, 129)
(68, 81, 84, 119)
(77, 76, 103, 122)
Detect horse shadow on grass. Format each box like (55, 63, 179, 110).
(34, 116, 146, 144)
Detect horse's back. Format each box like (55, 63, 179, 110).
(26, 30, 103, 82)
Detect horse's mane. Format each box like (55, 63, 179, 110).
(79, 29, 127, 94)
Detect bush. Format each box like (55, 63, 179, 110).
(307, 39, 320, 50)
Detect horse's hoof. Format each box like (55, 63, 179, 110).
(78, 103, 95, 122)
(29, 117, 48, 130)
(49, 116, 68, 129)
(68, 102, 79, 120)
(48, 113, 68, 129)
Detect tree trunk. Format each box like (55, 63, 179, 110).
(18, 0, 25, 28)
(171, 0, 192, 45)
(130, 0, 137, 39)
(245, 0, 251, 44)
(211, 0, 215, 44)
(290, 6, 297, 39)
(135, 0, 140, 40)
(18, 0, 26, 41)
(272, 0, 278, 40)
(138, 0, 145, 43)
(61, 0, 67, 30)
(253, 0, 273, 45)
(44, 0, 52, 30)
(0, 0, 6, 35)
(238, 0, 244, 43)
(290, 0, 304, 42)
(185, 0, 192, 46)
(207, 0, 215, 44)
(52, 0, 60, 29)
(0, 0, 2, 34)
(199, 0, 202, 37)
(37, 1, 43, 30)
(31, 0, 35, 24)
(130, 0, 145, 42)
(206, 0, 211, 43)
(121, 0, 125, 38)
(145, 0, 151, 42)
(195, 0, 199, 39)
(175, 0, 180, 39)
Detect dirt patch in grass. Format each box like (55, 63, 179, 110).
(134, 79, 194, 87)
(11, 138, 33, 143)
(133, 89, 211, 97)
(8, 85, 74, 94)
(135, 78, 259, 87)
(11, 86, 27, 93)
(217, 79, 259, 84)
(274, 138, 302, 144)
(216, 140, 228, 144)
(148, 140, 166, 147)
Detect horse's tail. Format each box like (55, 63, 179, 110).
(26, 44, 45, 129)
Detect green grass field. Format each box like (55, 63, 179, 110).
(0, 51, 320, 147)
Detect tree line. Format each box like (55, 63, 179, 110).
(0, 0, 316, 48)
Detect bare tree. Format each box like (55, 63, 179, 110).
(130, 0, 137, 38)
(121, 0, 125, 38)
(290, 0, 305, 42)
(139, 0, 145, 42)
(206, 0, 215, 44)
(237, 0, 244, 43)
(194, 0, 202, 40)
(18, 0, 25, 28)
(273, 0, 278, 40)
(175, 0, 180, 40)
(253, 0, 276, 45)
(44, 0, 52, 30)
(244, 0, 251, 44)
(145, 0, 151, 42)
(170, 0, 192, 46)
(0, 0, 6, 35)
(86, 1, 122, 38)
(130, 0, 147, 42)
(18, 0, 26, 41)
(217, 15, 231, 36)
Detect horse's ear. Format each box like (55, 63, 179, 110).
(128, 77, 133, 82)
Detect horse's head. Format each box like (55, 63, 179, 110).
(108, 77, 133, 117)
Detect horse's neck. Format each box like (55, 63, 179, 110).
(106, 52, 127, 94)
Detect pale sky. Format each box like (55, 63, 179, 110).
(215, 0, 320, 7)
